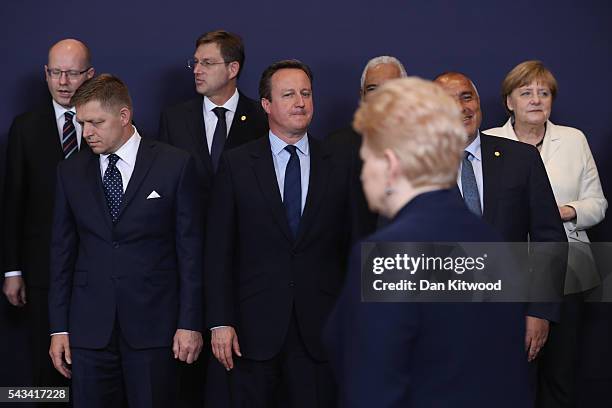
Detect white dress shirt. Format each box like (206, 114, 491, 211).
(99, 127, 141, 190)
(202, 89, 239, 152)
(269, 131, 310, 213)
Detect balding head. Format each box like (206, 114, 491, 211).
(45, 38, 94, 108)
(434, 72, 482, 144)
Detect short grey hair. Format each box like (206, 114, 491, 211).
(360, 56, 408, 90)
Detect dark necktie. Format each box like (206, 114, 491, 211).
(461, 151, 482, 216)
(62, 111, 77, 158)
(283, 145, 302, 238)
(102, 154, 124, 223)
(210, 107, 228, 172)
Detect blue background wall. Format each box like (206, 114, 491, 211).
(0, 0, 611, 387)
(2, 1, 610, 238)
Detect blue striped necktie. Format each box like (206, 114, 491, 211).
(461, 151, 482, 216)
(62, 111, 77, 158)
(283, 145, 301, 238)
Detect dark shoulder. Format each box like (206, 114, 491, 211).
(480, 133, 540, 160)
(326, 126, 361, 148)
(11, 103, 54, 128)
(161, 97, 201, 117)
(146, 139, 192, 162)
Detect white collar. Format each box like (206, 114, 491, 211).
(203, 88, 239, 113)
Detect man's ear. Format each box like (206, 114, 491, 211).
(228, 61, 240, 81)
(261, 98, 271, 115)
(119, 106, 131, 126)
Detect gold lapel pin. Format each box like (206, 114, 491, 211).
(494, 151, 501, 157)
(240, 115, 247, 121)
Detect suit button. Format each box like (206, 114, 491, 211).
(289, 281, 295, 287)
(112, 241, 120, 249)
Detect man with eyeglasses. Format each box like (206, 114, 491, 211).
(2, 38, 94, 403)
(158, 30, 267, 408)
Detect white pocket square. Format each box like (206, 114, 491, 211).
(147, 191, 161, 199)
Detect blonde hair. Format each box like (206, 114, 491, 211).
(353, 77, 466, 188)
(501, 60, 558, 114)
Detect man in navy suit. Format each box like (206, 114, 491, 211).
(205, 60, 352, 407)
(48, 74, 204, 407)
(158, 29, 268, 408)
(435, 72, 567, 362)
(326, 77, 531, 407)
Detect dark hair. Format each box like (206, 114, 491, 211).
(258, 59, 313, 101)
(71, 73, 132, 111)
(195, 30, 245, 77)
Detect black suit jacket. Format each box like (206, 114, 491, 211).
(480, 133, 567, 320)
(2, 103, 90, 287)
(48, 139, 203, 349)
(158, 92, 268, 198)
(326, 126, 377, 243)
(205, 136, 352, 361)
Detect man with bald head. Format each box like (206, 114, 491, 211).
(327, 56, 408, 239)
(2, 38, 94, 394)
(434, 72, 566, 363)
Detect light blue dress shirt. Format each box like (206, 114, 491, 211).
(269, 131, 310, 213)
(457, 131, 484, 211)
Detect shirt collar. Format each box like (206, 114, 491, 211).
(203, 88, 239, 114)
(465, 130, 482, 161)
(100, 126, 141, 167)
(268, 130, 309, 156)
(52, 99, 76, 121)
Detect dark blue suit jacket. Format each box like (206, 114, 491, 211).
(48, 138, 204, 349)
(480, 133, 566, 321)
(325, 189, 532, 407)
(205, 135, 353, 361)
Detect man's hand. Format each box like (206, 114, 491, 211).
(211, 326, 241, 371)
(559, 205, 577, 222)
(173, 329, 203, 364)
(525, 316, 550, 362)
(3, 276, 26, 306)
(49, 334, 72, 378)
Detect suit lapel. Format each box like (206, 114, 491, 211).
(540, 121, 561, 166)
(40, 103, 66, 160)
(87, 152, 114, 230)
(480, 135, 503, 224)
(250, 138, 294, 242)
(186, 97, 213, 173)
(295, 138, 331, 246)
(117, 140, 157, 222)
(226, 92, 258, 149)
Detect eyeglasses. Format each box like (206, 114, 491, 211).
(187, 58, 231, 70)
(46, 67, 92, 79)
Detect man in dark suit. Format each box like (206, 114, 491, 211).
(48, 74, 204, 407)
(157, 30, 267, 407)
(2, 38, 94, 395)
(158, 30, 267, 194)
(205, 60, 352, 407)
(327, 55, 407, 238)
(435, 72, 567, 361)
(326, 76, 531, 407)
